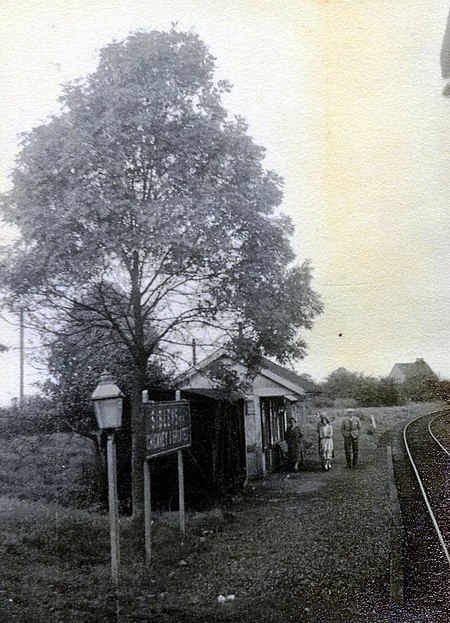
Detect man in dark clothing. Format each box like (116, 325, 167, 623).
(341, 409, 361, 468)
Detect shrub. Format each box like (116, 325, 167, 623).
(321, 368, 401, 408)
(0, 432, 97, 508)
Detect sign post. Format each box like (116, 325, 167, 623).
(143, 458, 152, 563)
(143, 399, 191, 563)
(177, 449, 185, 534)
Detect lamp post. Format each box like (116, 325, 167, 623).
(92, 370, 124, 585)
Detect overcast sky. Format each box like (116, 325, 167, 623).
(0, 0, 449, 404)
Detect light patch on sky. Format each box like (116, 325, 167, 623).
(0, 0, 449, 404)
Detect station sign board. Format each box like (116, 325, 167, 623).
(143, 400, 191, 458)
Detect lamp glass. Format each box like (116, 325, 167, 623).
(94, 397, 123, 430)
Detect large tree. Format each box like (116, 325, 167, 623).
(0, 28, 322, 516)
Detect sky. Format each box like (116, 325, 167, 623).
(0, 0, 449, 403)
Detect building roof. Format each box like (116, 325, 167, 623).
(174, 349, 321, 395)
(258, 356, 321, 394)
(389, 358, 437, 380)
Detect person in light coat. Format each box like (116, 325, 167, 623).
(318, 414, 334, 471)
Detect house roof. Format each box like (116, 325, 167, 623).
(174, 349, 321, 395)
(258, 356, 321, 394)
(389, 358, 437, 380)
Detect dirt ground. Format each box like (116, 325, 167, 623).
(141, 404, 446, 623)
(143, 426, 392, 623)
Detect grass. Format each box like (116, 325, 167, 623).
(0, 424, 225, 622)
(303, 402, 442, 447)
(0, 500, 195, 622)
(0, 429, 237, 621)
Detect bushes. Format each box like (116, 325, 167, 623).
(0, 394, 112, 511)
(359, 377, 401, 407)
(320, 367, 450, 408)
(0, 394, 68, 438)
(321, 368, 401, 408)
(0, 432, 97, 508)
(399, 375, 438, 403)
(422, 378, 450, 403)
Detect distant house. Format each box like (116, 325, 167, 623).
(174, 349, 321, 484)
(388, 358, 437, 383)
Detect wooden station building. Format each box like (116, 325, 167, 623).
(174, 349, 320, 495)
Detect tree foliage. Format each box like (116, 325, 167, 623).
(322, 368, 401, 408)
(0, 394, 60, 438)
(398, 373, 436, 403)
(428, 377, 450, 402)
(0, 28, 322, 513)
(43, 319, 173, 437)
(1, 28, 321, 363)
(321, 366, 446, 407)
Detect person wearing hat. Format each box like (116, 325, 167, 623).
(284, 416, 304, 472)
(341, 409, 361, 468)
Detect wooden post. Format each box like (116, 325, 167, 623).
(107, 432, 120, 584)
(19, 308, 24, 406)
(175, 389, 185, 534)
(178, 450, 185, 534)
(144, 459, 152, 563)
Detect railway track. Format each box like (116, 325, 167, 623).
(399, 409, 450, 608)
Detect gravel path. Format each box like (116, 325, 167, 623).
(147, 432, 397, 622)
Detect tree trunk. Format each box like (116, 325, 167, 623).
(129, 251, 148, 520)
(131, 365, 147, 519)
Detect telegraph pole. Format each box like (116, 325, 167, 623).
(192, 338, 197, 366)
(19, 308, 24, 406)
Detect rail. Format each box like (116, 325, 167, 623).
(403, 410, 450, 570)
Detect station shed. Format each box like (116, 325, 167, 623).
(174, 349, 320, 481)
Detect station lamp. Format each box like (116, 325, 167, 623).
(91, 370, 124, 431)
(91, 369, 123, 584)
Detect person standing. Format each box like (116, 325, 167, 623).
(284, 417, 304, 472)
(318, 414, 334, 471)
(341, 409, 361, 468)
